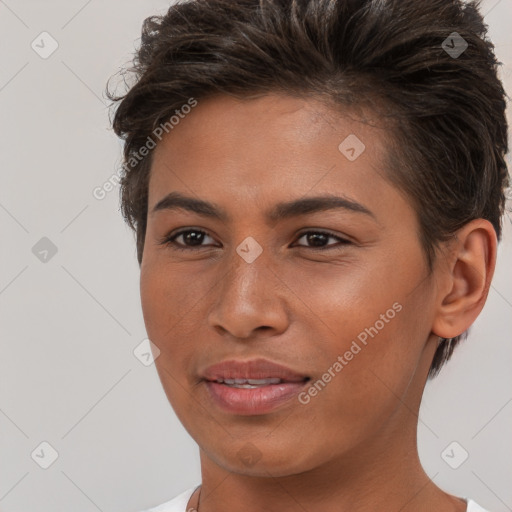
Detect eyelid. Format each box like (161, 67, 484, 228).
(160, 227, 352, 251)
(158, 228, 217, 250)
(292, 229, 352, 249)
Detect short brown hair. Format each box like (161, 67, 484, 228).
(107, 0, 509, 378)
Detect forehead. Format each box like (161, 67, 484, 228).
(148, 93, 395, 213)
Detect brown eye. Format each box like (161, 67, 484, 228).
(160, 229, 217, 250)
(294, 231, 351, 249)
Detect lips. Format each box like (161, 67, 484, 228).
(201, 359, 311, 415)
(201, 358, 309, 383)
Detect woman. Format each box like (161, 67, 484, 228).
(107, 0, 509, 510)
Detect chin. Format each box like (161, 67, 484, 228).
(205, 438, 320, 477)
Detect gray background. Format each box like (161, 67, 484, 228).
(0, 1, 511, 511)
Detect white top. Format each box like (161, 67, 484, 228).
(139, 485, 491, 512)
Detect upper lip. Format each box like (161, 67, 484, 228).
(201, 358, 309, 382)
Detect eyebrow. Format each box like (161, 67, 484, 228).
(150, 191, 375, 223)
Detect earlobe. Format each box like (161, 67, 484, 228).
(432, 219, 497, 340)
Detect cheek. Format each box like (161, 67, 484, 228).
(292, 308, 425, 452)
(140, 263, 204, 418)
(286, 251, 432, 416)
(140, 256, 212, 339)
(280, 254, 407, 341)
(139, 263, 192, 389)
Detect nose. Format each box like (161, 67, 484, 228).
(207, 251, 289, 339)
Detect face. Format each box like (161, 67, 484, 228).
(140, 93, 440, 477)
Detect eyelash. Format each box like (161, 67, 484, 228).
(159, 228, 351, 252)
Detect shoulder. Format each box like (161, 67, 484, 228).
(466, 498, 491, 512)
(138, 486, 199, 512)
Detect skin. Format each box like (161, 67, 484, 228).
(139, 93, 496, 512)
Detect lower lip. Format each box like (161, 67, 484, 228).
(204, 380, 309, 415)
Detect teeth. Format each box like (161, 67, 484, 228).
(228, 384, 262, 389)
(247, 378, 282, 385)
(216, 378, 282, 386)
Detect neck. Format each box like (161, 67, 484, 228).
(193, 415, 464, 512)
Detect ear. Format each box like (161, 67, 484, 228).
(432, 219, 497, 339)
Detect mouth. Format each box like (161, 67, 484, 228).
(202, 375, 311, 415)
(206, 377, 310, 389)
(200, 358, 311, 415)
(201, 357, 310, 383)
